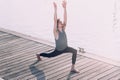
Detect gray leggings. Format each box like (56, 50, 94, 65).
(40, 47, 77, 64)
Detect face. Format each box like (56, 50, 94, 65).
(58, 20, 64, 29)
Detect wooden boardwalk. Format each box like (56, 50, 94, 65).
(0, 30, 120, 80)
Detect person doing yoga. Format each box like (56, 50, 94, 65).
(36, 0, 79, 73)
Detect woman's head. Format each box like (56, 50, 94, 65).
(57, 19, 64, 29)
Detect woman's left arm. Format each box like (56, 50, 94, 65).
(62, 0, 67, 30)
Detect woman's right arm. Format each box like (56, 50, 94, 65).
(53, 2, 58, 38)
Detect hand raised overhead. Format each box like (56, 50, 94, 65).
(62, 0, 67, 8)
(53, 2, 57, 9)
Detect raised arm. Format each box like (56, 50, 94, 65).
(62, 0, 67, 29)
(53, 2, 58, 38)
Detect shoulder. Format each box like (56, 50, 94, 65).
(54, 30, 59, 40)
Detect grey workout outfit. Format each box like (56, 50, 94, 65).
(40, 29, 77, 64)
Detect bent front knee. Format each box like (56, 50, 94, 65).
(73, 49, 77, 55)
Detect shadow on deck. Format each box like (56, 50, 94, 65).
(0, 30, 120, 80)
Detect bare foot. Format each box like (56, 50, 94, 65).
(70, 69, 79, 73)
(36, 54, 42, 61)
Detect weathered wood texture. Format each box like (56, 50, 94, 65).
(0, 31, 120, 80)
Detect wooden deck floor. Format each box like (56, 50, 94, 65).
(0, 30, 120, 80)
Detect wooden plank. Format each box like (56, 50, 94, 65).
(58, 61, 101, 80)
(0, 31, 119, 80)
(0, 42, 40, 60)
(0, 43, 50, 63)
(0, 47, 52, 77)
(45, 57, 91, 79)
(20, 55, 84, 80)
(99, 69, 120, 80)
(45, 57, 98, 80)
(3, 54, 73, 80)
(78, 65, 114, 80)
(0, 38, 22, 49)
(0, 42, 40, 61)
(0, 31, 20, 37)
(0, 38, 29, 51)
(0, 42, 45, 60)
(0, 39, 28, 58)
(0, 45, 51, 70)
(1, 41, 37, 53)
(11, 54, 74, 80)
(0, 31, 7, 34)
(0, 43, 46, 60)
(0, 37, 27, 48)
(109, 73, 120, 80)
(0, 44, 50, 65)
(0, 45, 52, 70)
(0, 33, 9, 37)
(2, 36, 40, 49)
(0, 47, 52, 74)
(65, 61, 106, 80)
(0, 40, 44, 60)
(0, 38, 23, 48)
(0, 34, 14, 40)
(0, 47, 52, 76)
(0, 51, 6, 57)
(0, 35, 19, 45)
(0, 44, 55, 70)
(89, 67, 120, 80)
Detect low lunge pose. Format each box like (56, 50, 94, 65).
(37, 0, 79, 73)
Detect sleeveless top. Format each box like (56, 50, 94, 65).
(55, 29, 68, 51)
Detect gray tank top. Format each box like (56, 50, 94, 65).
(55, 29, 68, 51)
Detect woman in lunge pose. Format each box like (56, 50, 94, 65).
(36, 0, 79, 73)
